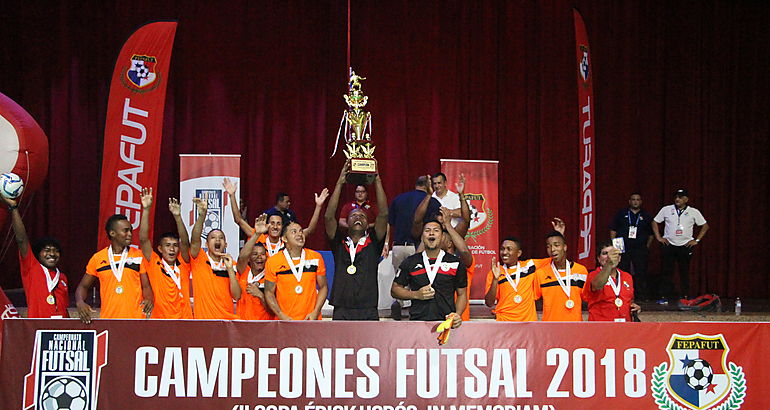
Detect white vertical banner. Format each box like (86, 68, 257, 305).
(179, 154, 241, 259)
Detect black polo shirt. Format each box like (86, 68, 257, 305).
(609, 208, 653, 248)
(328, 230, 385, 309)
(394, 252, 467, 321)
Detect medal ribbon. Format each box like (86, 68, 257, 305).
(607, 270, 621, 298)
(345, 235, 367, 266)
(421, 250, 446, 284)
(161, 258, 182, 290)
(551, 261, 572, 299)
(502, 263, 521, 293)
(265, 238, 284, 257)
(108, 246, 129, 283)
(207, 252, 227, 271)
(248, 268, 265, 285)
(284, 249, 306, 283)
(40, 264, 61, 294)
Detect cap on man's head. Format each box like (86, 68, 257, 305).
(674, 189, 689, 197)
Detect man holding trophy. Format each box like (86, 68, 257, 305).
(325, 69, 389, 320)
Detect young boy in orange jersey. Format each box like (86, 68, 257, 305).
(76, 214, 154, 323)
(138, 188, 193, 319)
(264, 221, 328, 320)
(189, 195, 241, 319)
(236, 214, 274, 320)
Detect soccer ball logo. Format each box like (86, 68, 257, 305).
(202, 211, 221, 237)
(685, 358, 714, 391)
(40, 376, 87, 410)
(133, 61, 150, 79)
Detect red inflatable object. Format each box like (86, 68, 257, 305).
(0, 92, 49, 228)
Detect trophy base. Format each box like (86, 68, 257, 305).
(347, 158, 377, 185)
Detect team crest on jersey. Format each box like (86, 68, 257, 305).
(23, 330, 108, 410)
(122, 54, 161, 92)
(651, 333, 746, 409)
(579, 45, 590, 85)
(464, 193, 494, 241)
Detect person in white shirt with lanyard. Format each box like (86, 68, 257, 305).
(652, 189, 709, 303)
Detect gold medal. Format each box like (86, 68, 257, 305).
(614, 297, 623, 308)
(565, 299, 575, 309)
(347, 265, 357, 274)
(513, 294, 522, 304)
(115, 285, 124, 294)
(295, 285, 303, 294)
(46, 294, 55, 305)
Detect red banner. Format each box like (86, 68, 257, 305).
(97, 22, 177, 249)
(1, 320, 766, 409)
(574, 10, 595, 269)
(440, 160, 499, 300)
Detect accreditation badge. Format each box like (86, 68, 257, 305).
(628, 226, 637, 239)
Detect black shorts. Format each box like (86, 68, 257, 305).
(332, 307, 379, 321)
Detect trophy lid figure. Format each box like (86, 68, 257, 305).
(332, 68, 379, 185)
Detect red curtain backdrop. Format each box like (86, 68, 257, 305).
(0, 1, 768, 298)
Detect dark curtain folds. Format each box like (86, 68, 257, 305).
(0, 1, 768, 298)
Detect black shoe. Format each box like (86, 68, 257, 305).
(390, 302, 402, 321)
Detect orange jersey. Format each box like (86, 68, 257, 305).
(256, 233, 284, 257)
(85, 246, 147, 319)
(145, 253, 193, 319)
(237, 265, 275, 320)
(264, 249, 325, 320)
(190, 249, 239, 320)
(534, 260, 588, 321)
(485, 259, 539, 322)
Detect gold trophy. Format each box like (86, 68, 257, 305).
(331, 68, 378, 185)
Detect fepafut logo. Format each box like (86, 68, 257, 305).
(651, 333, 747, 410)
(23, 330, 108, 410)
(579, 44, 590, 85)
(121, 54, 161, 92)
(464, 193, 494, 241)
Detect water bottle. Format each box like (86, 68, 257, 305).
(735, 298, 742, 316)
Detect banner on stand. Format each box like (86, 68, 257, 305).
(97, 21, 177, 249)
(440, 159, 499, 300)
(573, 9, 596, 269)
(179, 154, 241, 259)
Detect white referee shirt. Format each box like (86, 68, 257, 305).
(654, 204, 707, 246)
(432, 190, 462, 227)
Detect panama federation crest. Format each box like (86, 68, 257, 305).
(579, 45, 590, 84)
(652, 333, 747, 409)
(464, 193, 494, 241)
(122, 54, 161, 92)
